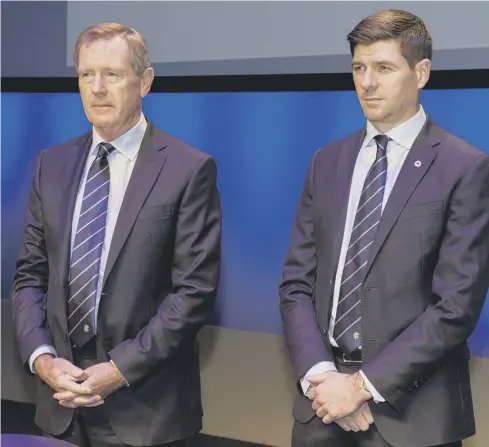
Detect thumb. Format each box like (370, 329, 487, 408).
(306, 373, 327, 384)
(60, 360, 88, 380)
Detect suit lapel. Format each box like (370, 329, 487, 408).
(58, 133, 92, 291)
(364, 118, 441, 277)
(102, 124, 168, 288)
(330, 129, 366, 271)
(56, 133, 92, 332)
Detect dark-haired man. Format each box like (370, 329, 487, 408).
(280, 9, 489, 447)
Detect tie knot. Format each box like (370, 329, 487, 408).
(97, 142, 115, 159)
(374, 134, 389, 152)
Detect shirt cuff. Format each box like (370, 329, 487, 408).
(29, 345, 57, 374)
(300, 361, 337, 396)
(359, 370, 385, 403)
(110, 360, 129, 387)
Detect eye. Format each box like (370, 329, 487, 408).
(105, 72, 120, 83)
(352, 65, 365, 73)
(378, 65, 392, 72)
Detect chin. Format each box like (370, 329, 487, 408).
(89, 116, 115, 129)
(363, 109, 387, 123)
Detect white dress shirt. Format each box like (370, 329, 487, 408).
(301, 106, 428, 402)
(28, 114, 147, 373)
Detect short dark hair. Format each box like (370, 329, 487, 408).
(347, 9, 432, 67)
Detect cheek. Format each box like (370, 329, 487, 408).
(386, 78, 410, 103)
(398, 76, 418, 97)
(110, 90, 126, 110)
(79, 88, 91, 104)
(353, 76, 363, 91)
(80, 94, 95, 114)
(120, 88, 140, 109)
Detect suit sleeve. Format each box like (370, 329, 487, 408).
(279, 151, 334, 386)
(109, 156, 221, 385)
(362, 154, 489, 412)
(11, 151, 54, 369)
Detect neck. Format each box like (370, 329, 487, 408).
(95, 112, 142, 142)
(372, 104, 420, 134)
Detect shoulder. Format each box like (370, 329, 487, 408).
(315, 129, 364, 158)
(40, 132, 91, 160)
(310, 128, 364, 170)
(436, 126, 486, 160)
(432, 124, 487, 175)
(318, 129, 364, 154)
(151, 125, 215, 172)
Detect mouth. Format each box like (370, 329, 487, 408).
(363, 98, 383, 107)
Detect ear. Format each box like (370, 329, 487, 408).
(140, 67, 155, 98)
(415, 58, 431, 89)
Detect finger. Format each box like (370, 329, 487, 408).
(364, 408, 374, 425)
(322, 413, 335, 425)
(311, 400, 320, 411)
(344, 417, 361, 432)
(71, 395, 103, 406)
(321, 405, 344, 424)
(53, 391, 101, 402)
(336, 416, 360, 432)
(316, 407, 327, 419)
(59, 400, 78, 409)
(53, 391, 77, 401)
(84, 400, 105, 408)
(57, 376, 93, 394)
(335, 419, 351, 432)
(351, 413, 369, 432)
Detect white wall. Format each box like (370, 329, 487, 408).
(66, 1, 489, 74)
(3, 1, 489, 78)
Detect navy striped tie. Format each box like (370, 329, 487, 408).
(67, 142, 114, 347)
(333, 134, 389, 354)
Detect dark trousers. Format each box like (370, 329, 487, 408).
(291, 355, 463, 447)
(44, 339, 188, 447)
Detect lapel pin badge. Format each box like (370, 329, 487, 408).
(414, 160, 422, 167)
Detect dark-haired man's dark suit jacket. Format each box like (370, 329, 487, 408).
(12, 122, 221, 446)
(280, 117, 489, 446)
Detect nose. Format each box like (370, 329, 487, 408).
(92, 75, 106, 96)
(361, 68, 378, 91)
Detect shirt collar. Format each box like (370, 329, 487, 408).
(364, 105, 427, 150)
(91, 113, 148, 161)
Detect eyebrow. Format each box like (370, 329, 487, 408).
(78, 67, 124, 72)
(351, 60, 399, 68)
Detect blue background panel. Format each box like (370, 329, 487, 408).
(2, 89, 488, 357)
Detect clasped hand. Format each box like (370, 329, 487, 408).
(34, 355, 126, 408)
(306, 371, 374, 431)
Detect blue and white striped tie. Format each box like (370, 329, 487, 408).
(67, 142, 114, 347)
(333, 134, 389, 354)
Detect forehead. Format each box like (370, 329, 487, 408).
(353, 40, 405, 63)
(78, 37, 131, 68)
